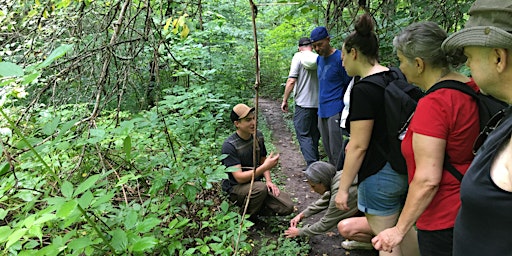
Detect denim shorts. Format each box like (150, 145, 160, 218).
(357, 162, 408, 216)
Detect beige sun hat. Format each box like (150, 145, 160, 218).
(442, 0, 512, 52)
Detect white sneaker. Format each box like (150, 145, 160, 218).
(341, 240, 374, 250)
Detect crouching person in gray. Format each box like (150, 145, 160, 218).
(221, 103, 294, 217)
(284, 161, 374, 251)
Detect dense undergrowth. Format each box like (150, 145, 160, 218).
(0, 82, 258, 255)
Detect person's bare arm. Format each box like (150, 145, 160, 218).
(282, 77, 297, 112)
(335, 119, 373, 210)
(231, 152, 279, 184)
(372, 133, 445, 252)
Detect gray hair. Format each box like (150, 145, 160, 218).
(393, 21, 466, 68)
(305, 161, 337, 189)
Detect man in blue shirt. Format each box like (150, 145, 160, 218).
(310, 27, 352, 171)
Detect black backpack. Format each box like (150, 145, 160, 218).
(363, 67, 424, 175)
(426, 80, 508, 181)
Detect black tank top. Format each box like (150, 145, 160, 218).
(454, 107, 512, 256)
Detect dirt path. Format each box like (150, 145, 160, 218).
(258, 98, 378, 256)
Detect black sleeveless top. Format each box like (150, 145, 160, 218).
(454, 107, 512, 256)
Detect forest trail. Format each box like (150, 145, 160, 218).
(258, 98, 378, 256)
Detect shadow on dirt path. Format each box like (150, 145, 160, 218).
(258, 98, 378, 256)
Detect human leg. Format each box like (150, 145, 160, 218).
(230, 181, 268, 215)
(358, 164, 418, 256)
(294, 106, 320, 166)
(417, 228, 453, 256)
(318, 117, 331, 164)
(326, 113, 344, 170)
(337, 216, 374, 242)
(336, 128, 350, 170)
(310, 110, 321, 163)
(366, 213, 402, 256)
(261, 190, 294, 216)
(400, 226, 420, 256)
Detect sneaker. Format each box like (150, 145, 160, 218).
(341, 240, 374, 250)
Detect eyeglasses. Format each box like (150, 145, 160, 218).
(472, 109, 507, 155)
(239, 116, 255, 122)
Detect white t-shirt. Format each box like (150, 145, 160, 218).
(340, 77, 355, 129)
(288, 50, 319, 108)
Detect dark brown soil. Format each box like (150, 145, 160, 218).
(257, 98, 378, 256)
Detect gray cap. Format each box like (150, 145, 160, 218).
(304, 161, 336, 188)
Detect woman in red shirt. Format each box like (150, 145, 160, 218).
(372, 22, 479, 256)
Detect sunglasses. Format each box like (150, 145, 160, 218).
(472, 109, 507, 155)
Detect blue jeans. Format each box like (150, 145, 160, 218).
(294, 105, 320, 167)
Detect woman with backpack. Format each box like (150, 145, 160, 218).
(371, 22, 480, 256)
(334, 13, 419, 256)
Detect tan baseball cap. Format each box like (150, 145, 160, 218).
(230, 104, 255, 122)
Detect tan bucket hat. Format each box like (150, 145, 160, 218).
(442, 0, 512, 52)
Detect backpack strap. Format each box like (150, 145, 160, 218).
(425, 80, 475, 182)
(426, 80, 477, 98)
(443, 153, 464, 182)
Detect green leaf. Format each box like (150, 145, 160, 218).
(61, 181, 74, 198)
(78, 190, 93, 209)
(109, 228, 128, 251)
(22, 215, 35, 228)
(21, 71, 41, 85)
(91, 192, 115, 208)
(131, 237, 157, 252)
(56, 199, 77, 218)
(168, 217, 189, 229)
(42, 116, 61, 136)
(6, 228, 27, 249)
(116, 173, 141, 187)
(55, 119, 78, 141)
(0, 208, 8, 220)
(0, 62, 24, 77)
(0, 161, 10, 177)
(123, 135, 132, 160)
(220, 200, 229, 213)
(74, 174, 100, 196)
(199, 244, 210, 254)
(86, 128, 106, 144)
(33, 213, 57, 225)
(37, 44, 74, 69)
(0, 226, 13, 243)
(183, 184, 198, 201)
(136, 218, 162, 233)
(28, 224, 43, 243)
(124, 211, 138, 229)
(68, 237, 94, 251)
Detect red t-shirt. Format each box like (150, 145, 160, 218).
(401, 80, 480, 231)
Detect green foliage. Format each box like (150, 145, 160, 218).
(257, 236, 310, 256)
(0, 82, 255, 255)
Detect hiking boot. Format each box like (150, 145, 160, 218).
(341, 240, 374, 250)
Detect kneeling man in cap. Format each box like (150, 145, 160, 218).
(221, 103, 294, 219)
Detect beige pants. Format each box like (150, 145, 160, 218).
(230, 181, 294, 216)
